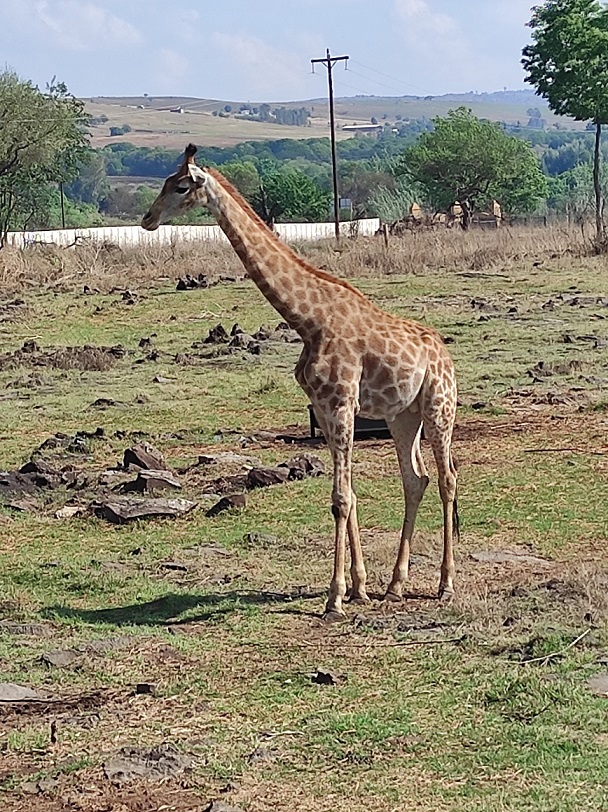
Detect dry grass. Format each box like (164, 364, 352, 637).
(0, 223, 595, 297)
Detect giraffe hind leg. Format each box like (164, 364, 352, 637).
(423, 414, 457, 599)
(385, 409, 429, 601)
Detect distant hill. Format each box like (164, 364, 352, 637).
(84, 90, 583, 150)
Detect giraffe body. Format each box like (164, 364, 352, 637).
(142, 145, 458, 619)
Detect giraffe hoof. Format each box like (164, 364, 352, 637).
(322, 609, 347, 624)
(384, 590, 403, 603)
(438, 587, 454, 602)
(348, 593, 371, 605)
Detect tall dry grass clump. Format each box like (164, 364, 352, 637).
(303, 222, 589, 278)
(0, 223, 593, 296)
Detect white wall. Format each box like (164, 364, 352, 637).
(6, 219, 380, 249)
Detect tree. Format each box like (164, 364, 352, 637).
(0, 71, 88, 243)
(63, 149, 109, 206)
(221, 161, 260, 199)
(398, 107, 547, 228)
(253, 165, 331, 223)
(522, 0, 608, 243)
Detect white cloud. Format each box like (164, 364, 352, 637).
(395, 0, 457, 37)
(393, 0, 496, 92)
(213, 32, 317, 99)
(27, 1, 142, 51)
(155, 47, 190, 92)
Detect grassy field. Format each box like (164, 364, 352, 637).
(85, 91, 584, 149)
(0, 228, 607, 811)
(86, 101, 337, 150)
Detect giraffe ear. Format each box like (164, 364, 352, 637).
(187, 163, 207, 188)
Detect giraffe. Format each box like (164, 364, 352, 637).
(141, 144, 459, 621)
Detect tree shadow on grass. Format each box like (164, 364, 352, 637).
(44, 588, 325, 627)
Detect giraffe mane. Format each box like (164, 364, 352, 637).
(205, 167, 367, 299)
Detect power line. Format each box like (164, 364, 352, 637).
(348, 59, 434, 96)
(345, 66, 408, 96)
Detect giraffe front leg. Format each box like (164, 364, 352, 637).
(323, 408, 356, 622)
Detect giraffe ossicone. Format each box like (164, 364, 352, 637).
(142, 144, 459, 619)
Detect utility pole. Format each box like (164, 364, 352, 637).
(311, 49, 348, 242)
(59, 182, 66, 228)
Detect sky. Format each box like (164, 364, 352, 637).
(1, 0, 538, 101)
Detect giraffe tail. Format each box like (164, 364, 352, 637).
(451, 452, 460, 540)
(452, 496, 460, 540)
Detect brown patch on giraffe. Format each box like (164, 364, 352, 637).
(383, 386, 400, 402)
(364, 354, 381, 379)
(372, 366, 394, 389)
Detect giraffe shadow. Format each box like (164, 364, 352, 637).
(44, 588, 326, 627)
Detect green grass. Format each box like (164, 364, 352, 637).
(0, 250, 607, 810)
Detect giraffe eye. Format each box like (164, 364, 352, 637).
(175, 186, 189, 194)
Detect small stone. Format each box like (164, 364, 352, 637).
(311, 670, 346, 686)
(135, 682, 156, 695)
(246, 466, 290, 489)
(122, 443, 165, 471)
(123, 470, 182, 493)
(206, 493, 247, 517)
(0, 682, 49, 702)
(588, 673, 608, 697)
(41, 650, 80, 668)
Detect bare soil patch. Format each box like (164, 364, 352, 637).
(0, 342, 126, 372)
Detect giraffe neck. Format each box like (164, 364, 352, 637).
(204, 172, 331, 337)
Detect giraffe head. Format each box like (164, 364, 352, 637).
(141, 143, 211, 230)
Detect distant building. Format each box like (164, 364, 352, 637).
(341, 123, 383, 135)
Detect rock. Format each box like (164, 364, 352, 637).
(90, 397, 119, 409)
(95, 496, 197, 524)
(103, 743, 192, 784)
(588, 674, 608, 697)
(252, 324, 275, 341)
(160, 561, 188, 572)
(0, 682, 49, 702)
(21, 777, 59, 795)
(206, 493, 247, 517)
(229, 332, 255, 349)
(203, 474, 249, 495)
(243, 532, 278, 547)
(246, 466, 290, 489)
(204, 802, 245, 812)
(41, 649, 80, 668)
(55, 504, 86, 519)
(123, 443, 166, 471)
(0, 470, 37, 498)
(196, 452, 261, 468)
(284, 453, 325, 480)
(0, 621, 52, 637)
(5, 496, 40, 512)
(18, 459, 63, 488)
(311, 670, 346, 686)
(204, 324, 229, 344)
(122, 470, 182, 494)
(135, 682, 156, 695)
(177, 273, 208, 290)
(84, 637, 132, 655)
